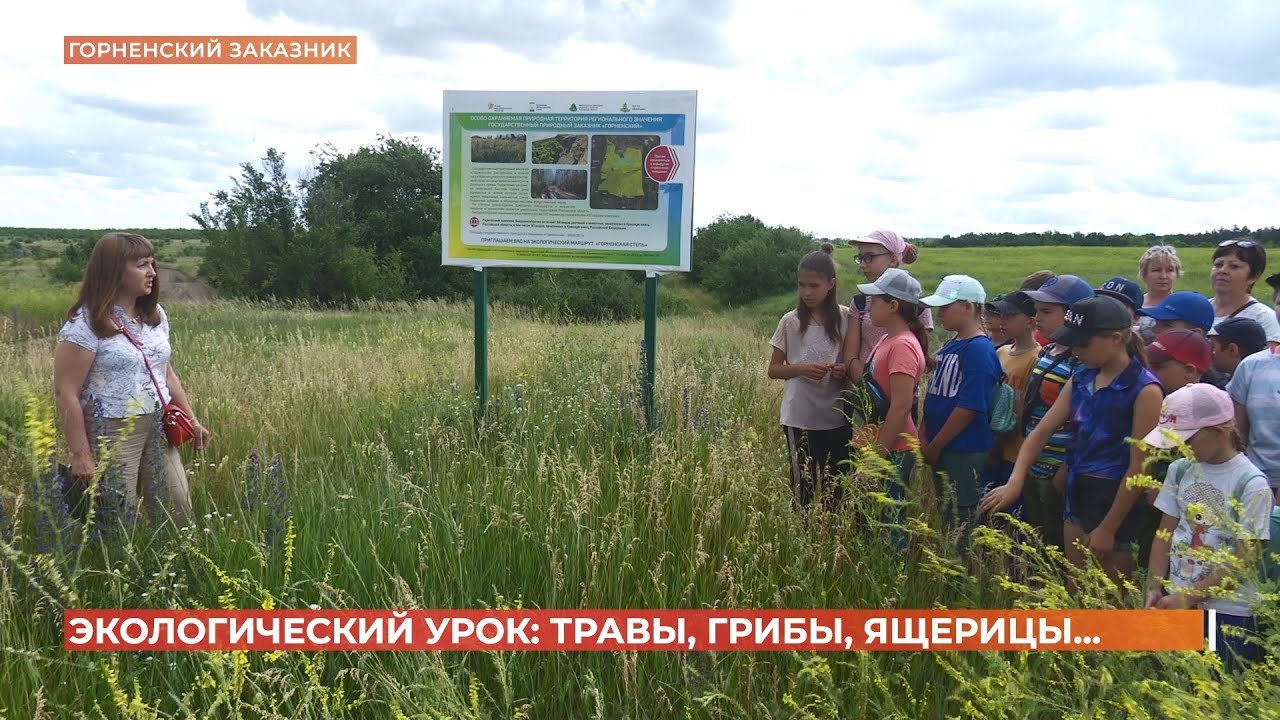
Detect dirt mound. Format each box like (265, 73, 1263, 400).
(159, 264, 217, 302)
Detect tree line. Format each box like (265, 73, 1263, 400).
(912, 227, 1278, 248)
(12, 135, 1276, 319)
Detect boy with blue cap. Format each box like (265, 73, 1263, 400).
(1138, 291, 1215, 335)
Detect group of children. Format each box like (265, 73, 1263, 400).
(768, 232, 1280, 668)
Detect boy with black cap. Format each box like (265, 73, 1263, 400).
(983, 291, 1041, 508)
(1208, 316, 1268, 379)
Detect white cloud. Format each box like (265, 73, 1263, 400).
(1, 0, 1278, 238)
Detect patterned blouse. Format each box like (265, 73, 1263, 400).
(58, 304, 172, 418)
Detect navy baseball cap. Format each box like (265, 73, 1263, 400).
(1050, 296, 1133, 347)
(1267, 272, 1280, 291)
(1137, 291, 1214, 332)
(1209, 317, 1268, 356)
(1096, 276, 1143, 312)
(1018, 274, 1095, 307)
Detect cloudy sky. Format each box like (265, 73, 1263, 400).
(3, 0, 1279, 238)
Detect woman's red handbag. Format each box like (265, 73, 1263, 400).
(112, 317, 196, 447)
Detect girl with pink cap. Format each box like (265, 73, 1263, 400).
(1143, 383, 1271, 671)
(841, 230, 933, 382)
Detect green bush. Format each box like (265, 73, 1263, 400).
(689, 213, 767, 284)
(704, 225, 817, 305)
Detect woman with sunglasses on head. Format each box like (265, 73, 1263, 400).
(841, 230, 933, 382)
(53, 233, 211, 529)
(1209, 238, 1280, 348)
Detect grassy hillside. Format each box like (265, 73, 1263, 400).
(1, 291, 1275, 717)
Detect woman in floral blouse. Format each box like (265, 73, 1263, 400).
(53, 232, 210, 527)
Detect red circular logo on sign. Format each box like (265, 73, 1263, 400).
(469, 216, 480, 227)
(644, 146, 680, 183)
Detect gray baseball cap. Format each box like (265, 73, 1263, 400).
(856, 268, 922, 305)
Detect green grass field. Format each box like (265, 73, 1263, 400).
(1, 246, 1277, 718)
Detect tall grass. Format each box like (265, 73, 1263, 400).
(1, 297, 1276, 718)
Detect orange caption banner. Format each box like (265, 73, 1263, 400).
(65, 609, 1207, 652)
(63, 36, 357, 65)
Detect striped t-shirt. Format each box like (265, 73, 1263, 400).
(1227, 347, 1280, 488)
(1022, 345, 1081, 479)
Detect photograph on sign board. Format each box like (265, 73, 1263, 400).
(470, 133, 527, 163)
(531, 134, 588, 165)
(530, 169, 587, 199)
(589, 135, 660, 210)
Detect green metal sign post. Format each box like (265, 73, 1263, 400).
(643, 273, 658, 430)
(473, 267, 488, 422)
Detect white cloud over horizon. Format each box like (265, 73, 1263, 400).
(2, 0, 1279, 239)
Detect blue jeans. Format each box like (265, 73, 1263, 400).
(886, 450, 913, 550)
(1205, 610, 1261, 674)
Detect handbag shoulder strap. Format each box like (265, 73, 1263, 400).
(1227, 298, 1260, 319)
(1228, 464, 1267, 523)
(111, 316, 170, 405)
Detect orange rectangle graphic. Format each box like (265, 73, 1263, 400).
(63, 36, 358, 65)
(64, 609, 1208, 653)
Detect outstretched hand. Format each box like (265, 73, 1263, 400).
(979, 482, 1020, 515)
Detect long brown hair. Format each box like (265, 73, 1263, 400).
(796, 243, 842, 344)
(1122, 328, 1148, 367)
(66, 232, 160, 338)
(895, 298, 935, 372)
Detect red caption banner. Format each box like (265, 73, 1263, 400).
(63, 36, 357, 65)
(65, 609, 1206, 652)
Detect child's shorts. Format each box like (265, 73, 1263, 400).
(1063, 473, 1143, 550)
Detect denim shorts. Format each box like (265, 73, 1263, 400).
(1063, 473, 1142, 549)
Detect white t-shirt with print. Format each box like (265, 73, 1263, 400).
(1154, 454, 1272, 617)
(57, 304, 173, 419)
(770, 306, 850, 431)
(1213, 297, 1280, 344)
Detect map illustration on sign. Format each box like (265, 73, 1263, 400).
(591, 135, 659, 210)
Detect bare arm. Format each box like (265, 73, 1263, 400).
(1145, 513, 1178, 607)
(165, 364, 197, 421)
(769, 345, 828, 381)
(876, 372, 916, 456)
(53, 341, 95, 478)
(924, 408, 978, 458)
(166, 364, 211, 449)
(841, 312, 863, 381)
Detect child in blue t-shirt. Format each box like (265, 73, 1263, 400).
(920, 275, 1002, 533)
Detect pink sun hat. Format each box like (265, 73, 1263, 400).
(1141, 383, 1235, 449)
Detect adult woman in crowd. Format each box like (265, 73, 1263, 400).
(1208, 238, 1280, 347)
(1137, 245, 1181, 343)
(53, 232, 210, 528)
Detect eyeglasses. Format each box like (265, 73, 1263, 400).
(1219, 239, 1258, 248)
(855, 252, 890, 264)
